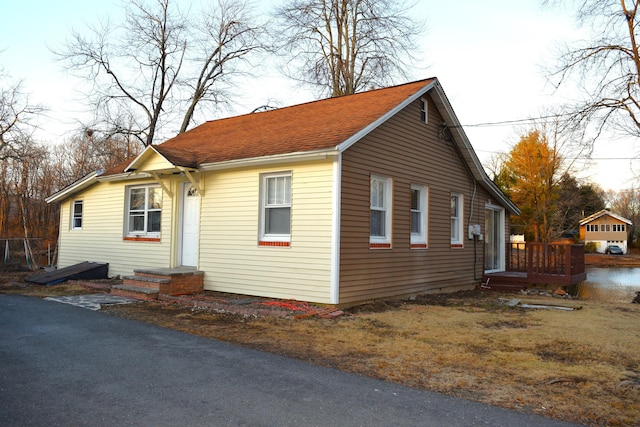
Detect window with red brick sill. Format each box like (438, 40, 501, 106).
(259, 172, 292, 245)
(125, 185, 162, 239)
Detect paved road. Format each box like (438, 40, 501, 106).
(0, 295, 580, 426)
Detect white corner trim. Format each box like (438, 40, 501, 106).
(330, 154, 342, 305)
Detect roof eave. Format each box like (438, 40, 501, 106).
(199, 149, 340, 172)
(45, 170, 103, 204)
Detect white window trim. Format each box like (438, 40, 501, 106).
(370, 175, 393, 247)
(259, 172, 292, 243)
(410, 184, 428, 247)
(125, 184, 162, 238)
(451, 192, 463, 246)
(71, 200, 83, 230)
(420, 97, 428, 124)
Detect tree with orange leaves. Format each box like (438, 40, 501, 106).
(499, 130, 563, 242)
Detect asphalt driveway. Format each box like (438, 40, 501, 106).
(0, 295, 580, 426)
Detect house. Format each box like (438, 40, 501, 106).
(46, 78, 519, 305)
(579, 209, 632, 254)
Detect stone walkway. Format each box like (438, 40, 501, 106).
(45, 294, 137, 311)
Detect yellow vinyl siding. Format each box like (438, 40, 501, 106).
(133, 150, 176, 172)
(56, 178, 173, 278)
(198, 160, 335, 303)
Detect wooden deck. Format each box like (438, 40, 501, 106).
(483, 243, 586, 291)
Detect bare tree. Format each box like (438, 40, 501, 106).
(546, 0, 640, 143)
(0, 74, 43, 161)
(57, 0, 265, 147)
(273, 0, 423, 97)
(48, 131, 141, 188)
(606, 186, 640, 243)
(179, 0, 265, 133)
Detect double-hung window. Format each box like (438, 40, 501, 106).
(72, 200, 83, 230)
(260, 172, 292, 244)
(451, 192, 463, 246)
(370, 175, 392, 247)
(410, 184, 428, 248)
(126, 185, 162, 237)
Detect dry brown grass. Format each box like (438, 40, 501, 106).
(2, 271, 639, 426)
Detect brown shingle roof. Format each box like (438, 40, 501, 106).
(113, 78, 435, 173)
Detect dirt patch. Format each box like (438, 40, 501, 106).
(3, 270, 640, 426)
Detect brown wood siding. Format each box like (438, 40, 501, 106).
(339, 95, 500, 304)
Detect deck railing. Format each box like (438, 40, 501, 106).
(506, 242, 586, 285)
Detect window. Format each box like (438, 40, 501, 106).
(370, 175, 392, 247)
(410, 184, 428, 247)
(126, 185, 162, 237)
(613, 224, 626, 232)
(72, 200, 83, 230)
(451, 193, 463, 246)
(260, 172, 291, 244)
(420, 97, 428, 123)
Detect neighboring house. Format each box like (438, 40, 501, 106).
(46, 78, 519, 305)
(579, 210, 632, 253)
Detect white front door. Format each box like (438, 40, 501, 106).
(180, 182, 200, 267)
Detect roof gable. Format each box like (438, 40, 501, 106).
(126, 146, 182, 174)
(579, 209, 633, 225)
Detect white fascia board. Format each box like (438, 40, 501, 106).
(336, 81, 437, 152)
(45, 170, 102, 204)
(97, 172, 153, 182)
(580, 210, 632, 225)
(124, 145, 163, 172)
(198, 150, 340, 172)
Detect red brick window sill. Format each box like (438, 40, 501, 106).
(259, 241, 291, 247)
(450, 243, 464, 249)
(410, 243, 428, 249)
(124, 236, 161, 243)
(370, 243, 392, 249)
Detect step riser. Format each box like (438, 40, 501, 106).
(159, 276, 204, 296)
(111, 287, 158, 301)
(122, 279, 161, 290)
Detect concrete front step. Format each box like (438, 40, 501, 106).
(111, 284, 159, 301)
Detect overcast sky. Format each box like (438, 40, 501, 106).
(3, 0, 638, 191)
